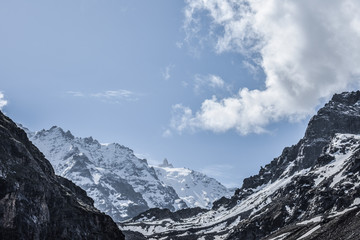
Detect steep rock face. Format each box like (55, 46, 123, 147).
(23, 126, 183, 221)
(0, 111, 124, 239)
(120, 91, 360, 240)
(227, 133, 360, 240)
(238, 91, 360, 193)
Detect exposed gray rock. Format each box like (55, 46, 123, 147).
(159, 158, 173, 168)
(120, 91, 360, 240)
(0, 111, 124, 240)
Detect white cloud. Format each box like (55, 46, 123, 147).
(0, 92, 7, 110)
(194, 74, 225, 93)
(170, 93, 270, 134)
(242, 60, 260, 76)
(176, 41, 184, 49)
(192, 74, 232, 96)
(170, 104, 195, 133)
(92, 90, 138, 102)
(162, 64, 175, 80)
(92, 90, 132, 98)
(67, 89, 139, 103)
(162, 129, 173, 138)
(66, 91, 85, 97)
(175, 0, 360, 135)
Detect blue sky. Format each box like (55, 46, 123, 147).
(1, 0, 360, 187)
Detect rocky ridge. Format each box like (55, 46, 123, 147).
(0, 110, 124, 239)
(22, 126, 231, 222)
(120, 91, 360, 240)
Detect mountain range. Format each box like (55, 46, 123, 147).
(119, 91, 360, 240)
(21, 126, 232, 222)
(3, 90, 360, 240)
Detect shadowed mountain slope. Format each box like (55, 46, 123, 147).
(0, 111, 124, 240)
(120, 91, 360, 240)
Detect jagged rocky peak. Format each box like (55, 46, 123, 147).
(305, 90, 360, 140)
(159, 158, 173, 168)
(226, 132, 360, 240)
(49, 125, 74, 138)
(0, 111, 124, 239)
(233, 90, 360, 193)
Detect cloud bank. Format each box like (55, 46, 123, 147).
(173, 0, 360, 135)
(0, 92, 7, 110)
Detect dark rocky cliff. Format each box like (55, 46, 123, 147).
(120, 91, 360, 240)
(0, 111, 124, 239)
(214, 91, 360, 209)
(224, 91, 360, 239)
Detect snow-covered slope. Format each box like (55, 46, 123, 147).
(122, 134, 360, 239)
(153, 159, 232, 209)
(22, 126, 185, 221)
(120, 91, 360, 240)
(22, 126, 231, 222)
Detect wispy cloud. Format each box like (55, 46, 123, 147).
(242, 60, 261, 77)
(67, 89, 139, 103)
(162, 129, 173, 138)
(170, 104, 195, 133)
(176, 41, 183, 49)
(162, 64, 175, 80)
(0, 92, 7, 110)
(193, 74, 227, 94)
(66, 91, 85, 97)
(173, 0, 360, 135)
(91, 90, 138, 102)
(181, 81, 189, 88)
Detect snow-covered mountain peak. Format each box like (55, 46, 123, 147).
(23, 126, 183, 220)
(152, 163, 232, 209)
(31, 126, 144, 170)
(38, 125, 75, 140)
(21, 125, 231, 222)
